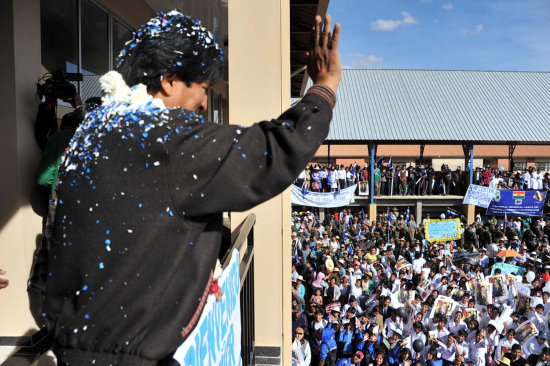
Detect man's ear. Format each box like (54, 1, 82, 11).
(159, 73, 177, 96)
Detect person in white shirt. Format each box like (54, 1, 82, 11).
(495, 329, 519, 360)
(448, 311, 467, 335)
(523, 332, 549, 359)
(383, 309, 404, 338)
(438, 332, 459, 364)
(469, 329, 488, 366)
(522, 170, 531, 189)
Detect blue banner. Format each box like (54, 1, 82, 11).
(486, 190, 547, 217)
(491, 262, 525, 276)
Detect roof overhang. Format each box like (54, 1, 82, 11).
(290, 0, 329, 98)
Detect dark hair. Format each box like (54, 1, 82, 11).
(116, 10, 224, 93)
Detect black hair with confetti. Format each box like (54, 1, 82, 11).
(116, 10, 224, 92)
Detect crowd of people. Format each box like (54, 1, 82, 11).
(291, 207, 550, 366)
(295, 163, 550, 197)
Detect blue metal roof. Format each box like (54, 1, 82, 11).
(312, 69, 550, 144)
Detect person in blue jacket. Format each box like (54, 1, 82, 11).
(338, 323, 355, 357)
(387, 330, 403, 366)
(320, 325, 338, 366)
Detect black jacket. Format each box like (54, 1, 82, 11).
(43, 93, 332, 364)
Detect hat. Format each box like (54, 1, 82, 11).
(297, 275, 304, 281)
(537, 331, 549, 340)
(359, 235, 366, 241)
(332, 306, 341, 313)
(354, 351, 364, 361)
(498, 358, 511, 366)
(325, 258, 335, 272)
(338, 259, 345, 265)
(399, 238, 405, 242)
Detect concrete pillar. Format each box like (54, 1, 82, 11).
(415, 201, 423, 222)
(463, 204, 476, 225)
(368, 204, 377, 223)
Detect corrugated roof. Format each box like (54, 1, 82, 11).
(307, 69, 550, 144)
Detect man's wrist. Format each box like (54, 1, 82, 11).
(306, 84, 337, 109)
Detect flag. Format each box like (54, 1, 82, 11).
(343, 231, 346, 240)
(446, 209, 459, 219)
(351, 163, 357, 176)
(388, 156, 393, 169)
(377, 156, 385, 166)
(405, 208, 410, 222)
(389, 214, 393, 225)
(301, 182, 308, 196)
(334, 212, 339, 222)
(294, 246, 299, 263)
(348, 216, 353, 228)
(513, 191, 525, 199)
(504, 212, 508, 227)
(362, 209, 365, 222)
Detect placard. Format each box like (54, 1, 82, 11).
(174, 249, 242, 366)
(425, 219, 462, 242)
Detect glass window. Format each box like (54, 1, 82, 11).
(113, 19, 132, 68)
(81, 0, 109, 75)
(535, 162, 550, 172)
(513, 162, 527, 171)
(41, 0, 78, 73)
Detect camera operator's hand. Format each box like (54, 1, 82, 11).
(68, 94, 83, 109)
(307, 14, 341, 94)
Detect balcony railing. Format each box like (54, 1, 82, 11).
(222, 213, 256, 366)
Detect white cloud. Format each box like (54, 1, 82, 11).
(371, 12, 419, 32)
(401, 12, 419, 25)
(460, 24, 484, 35)
(442, 3, 454, 10)
(346, 53, 384, 68)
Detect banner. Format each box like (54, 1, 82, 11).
(487, 189, 547, 217)
(174, 249, 242, 366)
(425, 218, 462, 242)
(463, 185, 497, 208)
(452, 251, 480, 265)
(291, 184, 357, 208)
(491, 262, 525, 276)
(429, 295, 458, 319)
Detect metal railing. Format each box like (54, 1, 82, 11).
(222, 213, 256, 366)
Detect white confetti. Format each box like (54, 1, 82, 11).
(153, 161, 160, 166)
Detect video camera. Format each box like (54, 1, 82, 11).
(36, 71, 83, 101)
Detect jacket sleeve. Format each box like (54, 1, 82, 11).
(167, 93, 332, 217)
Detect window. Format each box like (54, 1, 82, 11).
(40, 0, 79, 74)
(113, 19, 132, 67)
(535, 162, 550, 172)
(513, 162, 527, 171)
(41, 0, 133, 101)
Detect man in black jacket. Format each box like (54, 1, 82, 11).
(41, 11, 342, 366)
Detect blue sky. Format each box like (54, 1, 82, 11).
(328, 0, 550, 71)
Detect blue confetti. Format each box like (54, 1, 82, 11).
(82, 285, 88, 291)
(169, 210, 174, 216)
(138, 203, 143, 208)
(189, 241, 194, 246)
(106, 229, 110, 235)
(84, 313, 90, 319)
(41, 313, 46, 317)
(105, 239, 111, 245)
(242, 153, 246, 159)
(99, 262, 105, 269)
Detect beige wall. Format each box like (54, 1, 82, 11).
(0, 0, 44, 336)
(228, 0, 291, 364)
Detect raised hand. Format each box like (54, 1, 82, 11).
(307, 14, 342, 93)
